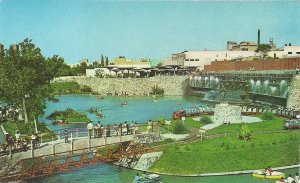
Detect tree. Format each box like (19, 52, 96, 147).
(101, 55, 104, 67)
(255, 44, 271, 59)
(105, 56, 109, 66)
(0, 39, 60, 132)
(238, 123, 252, 141)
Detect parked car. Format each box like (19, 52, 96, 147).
(283, 119, 300, 130)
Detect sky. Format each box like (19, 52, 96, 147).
(0, 0, 300, 64)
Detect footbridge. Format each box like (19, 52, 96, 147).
(0, 127, 159, 182)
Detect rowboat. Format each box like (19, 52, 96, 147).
(252, 170, 285, 179)
(139, 174, 162, 183)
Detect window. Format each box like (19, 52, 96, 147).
(185, 59, 189, 61)
(190, 59, 194, 61)
(296, 52, 300, 54)
(288, 52, 292, 54)
(195, 59, 199, 61)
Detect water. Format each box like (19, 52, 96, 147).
(27, 164, 299, 183)
(40, 95, 206, 131)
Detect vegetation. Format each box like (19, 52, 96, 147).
(3, 120, 55, 141)
(173, 121, 190, 134)
(255, 44, 271, 59)
(238, 123, 252, 141)
(0, 39, 64, 132)
(150, 85, 164, 95)
(199, 115, 213, 124)
(150, 131, 300, 174)
(47, 108, 90, 123)
(51, 82, 95, 95)
(261, 111, 274, 120)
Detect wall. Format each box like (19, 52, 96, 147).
(53, 76, 188, 96)
(287, 75, 300, 110)
(204, 58, 300, 72)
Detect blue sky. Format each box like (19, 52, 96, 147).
(0, 0, 299, 64)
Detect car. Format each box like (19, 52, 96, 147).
(283, 119, 300, 130)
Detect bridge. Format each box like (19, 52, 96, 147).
(0, 127, 160, 182)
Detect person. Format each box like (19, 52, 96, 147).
(294, 173, 299, 183)
(286, 174, 295, 183)
(267, 166, 272, 175)
(15, 130, 21, 142)
(31, 133, 38, 149)
(87, 121, 94, 139)
(64, 130, 69, 143)
(132, 173, 140, 183)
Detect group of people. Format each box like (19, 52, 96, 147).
(0, 105, 21, 122)
(86, 121, 140, 139)
(0, 130, 42, 156)
(277, 173, 299, 183)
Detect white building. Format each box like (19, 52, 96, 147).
(183, 50, 257, 70)
(268, 46, 300, 59)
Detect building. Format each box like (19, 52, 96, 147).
(0, 43, 4, 60)
(10, 44, 19, 52)
(268, 44, 300, 59)
(182, 50, 257, 70)
(112, 56, 151, 68)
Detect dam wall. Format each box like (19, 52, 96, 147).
(53, 76, 188, 96)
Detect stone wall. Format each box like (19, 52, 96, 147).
(53, 76, 188, 96)
(287, 75, 300, 110)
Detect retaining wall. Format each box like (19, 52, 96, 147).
(53, 76, 188, 96)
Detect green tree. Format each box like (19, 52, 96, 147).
(105, 56, 109, 66)
(0, 39, 60, 132)
(101, 55, 104, 67)
(238, 123, 252, 141)
(255, 44, 271, 59)
(46, 55, 72, 77)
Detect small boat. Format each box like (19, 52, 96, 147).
(152, 99, 158, 103)
(120, 102, 128, 107)
(252, 170, 285, 179)
(52, 120, 68, 125)
(96, 112, 103, 118)
(139, 174, 162, 183)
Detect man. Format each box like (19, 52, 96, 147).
(87, 122, 94, 139)
(64, 130, 69, 143)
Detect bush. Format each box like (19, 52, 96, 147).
(238, 123, 252, 141)
(200, 115, 213, 124)
(261, 111, 274, 120)
(80, 85, 92, 93)
(150, 85, 164, 95)
(173, 121, 189, 134)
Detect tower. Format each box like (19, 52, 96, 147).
(257, 29, 260, 46)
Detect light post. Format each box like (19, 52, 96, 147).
(199, 128, 206, 142)
(22, 94, 29, 124)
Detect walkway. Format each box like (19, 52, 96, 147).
(0, 134, 134, 176)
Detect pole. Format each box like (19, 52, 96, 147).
(71, 132, 73, 154)
(22, 97, 29, 123)
(31, 140, 34, 158)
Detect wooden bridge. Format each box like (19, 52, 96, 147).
(0, 139, 155, 182)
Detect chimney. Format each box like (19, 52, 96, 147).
(257, 29, 260, 46)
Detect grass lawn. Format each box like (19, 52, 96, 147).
(207, 116, 287, 135)
(150, 131, 300, 174)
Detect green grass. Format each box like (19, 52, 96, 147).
(150, 131, 300, 174)
(207, 116, 287, 135)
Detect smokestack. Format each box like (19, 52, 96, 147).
(257, 29, 260, 46)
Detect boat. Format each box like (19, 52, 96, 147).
(120, 102, 128, 107)
(139, 174, 162, 183)
(252, 170, 285, 179)
(96, 112, 103, 118)
(52, 120, 68, 125)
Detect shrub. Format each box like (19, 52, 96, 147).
(173, 121, 189, 134)
(261, 111, 274, 120)
(200, 115, 213, 124)
(238, 123, 252, 141)
(80, 85, 92, 93)
(150, 85, 164, 95)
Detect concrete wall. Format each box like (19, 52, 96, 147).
(287, 75, 300, 110)
(53, 76, 188, 96)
